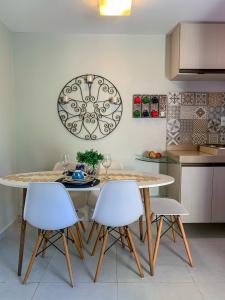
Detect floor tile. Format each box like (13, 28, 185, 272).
(197, 282, 225, 300)
(33, 283, 117, 300)
(0, 282, 38, 300)
(118, 283, 204, 300)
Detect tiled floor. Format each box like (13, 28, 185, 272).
(1, 222, 225, 300)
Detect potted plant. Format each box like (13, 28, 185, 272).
(76, 149, 104, 175)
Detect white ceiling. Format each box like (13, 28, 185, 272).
(0, 0, 225, 34)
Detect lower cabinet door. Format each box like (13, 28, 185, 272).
(181, 166, 213, 223)
(212, 167, 225, 222)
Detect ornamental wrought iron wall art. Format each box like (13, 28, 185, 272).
(57, 74, 123, 140)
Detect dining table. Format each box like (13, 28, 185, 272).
(0, 169, 174, 277)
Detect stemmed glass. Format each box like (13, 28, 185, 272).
(62, 153, 70, 174)
(102, 154, 112, 179)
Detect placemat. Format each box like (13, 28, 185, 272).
(56, 178, 100, 189)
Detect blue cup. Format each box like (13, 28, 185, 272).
(72, 170, 87, 180)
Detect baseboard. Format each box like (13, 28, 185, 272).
(0, 218, 17, 240)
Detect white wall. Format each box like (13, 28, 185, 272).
(12, 34, 225, 176)
(0, 22, 18, 234)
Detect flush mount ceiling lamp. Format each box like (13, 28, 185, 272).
(99, 0, 132, 16)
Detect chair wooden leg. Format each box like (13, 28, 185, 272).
(94, 229, 108, 282)
(68, 227, 84, 259)
(75, 223, 83, 248)
(143, 213, 154, 243)
(126, 227, 144, 278)
(80, 221, 86, 232)
(23, 231, 43, 284)
(139, 215, 143, 241)
(62, 233, 74, 287)
(87, 221, 97, 244)
(177, 217, 193, 267)
(119, 227, 125, 248)
(41, 230, 52, 257)
(124, 226, 132, 252)
(91, 225, 104, 256)
(170, 216, 176, 242)
(153, 216, 163, 266)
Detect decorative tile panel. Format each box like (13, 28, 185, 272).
(167, 132, 181, 145)
(167, 119, 180, 135)
(193, 119, 207, 134)
(168, 92, 181, 106)
(180, 119, 193, 133)
(208, 133, 219, 144)
(180, 106, 194, 119)
(181, 92, 195, 106)
(208, 119, 221, 133)
(219, 132, 225, 144)
(167, 106, 180, 119)
(167, 91, 225, 146)
(208, 93, 225, 107)
(180, 133, 193, 144)
(192, 133, 207, 145)
(195, 93, 208, 106)
(193, 106, 208, 119)
(208, 106, 221, 120)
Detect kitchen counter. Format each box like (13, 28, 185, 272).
(167, 147, 225, 164)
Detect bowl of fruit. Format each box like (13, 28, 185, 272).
(143, 150, 162, 159)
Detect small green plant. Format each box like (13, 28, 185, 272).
(76, 149, 104, 169)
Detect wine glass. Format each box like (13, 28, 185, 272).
(62, 153, 70, 174)
(102, 154, 112, 179)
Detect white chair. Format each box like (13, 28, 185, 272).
(144, 197, 193, 268)
(22, 182, 84, 287)
(87, 160, 124, 243)
(91, 180, 144, 282)
(53, 161, 88, 244)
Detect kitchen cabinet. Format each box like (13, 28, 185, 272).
(168, 165, 225, 223)
(181, 166, 213, 223)
(212, 167, 225, 222)
(167, 23, 225, 80)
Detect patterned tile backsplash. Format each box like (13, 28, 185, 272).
(166, 92, 225, 145)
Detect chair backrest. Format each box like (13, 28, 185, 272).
(24, 182, 79, 230)
(92, 180, 143, 227)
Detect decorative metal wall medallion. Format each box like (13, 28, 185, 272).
(57, 74, 123, 140)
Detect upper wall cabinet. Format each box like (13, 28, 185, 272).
(167, 23, 225, 81)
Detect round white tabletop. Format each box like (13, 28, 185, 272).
(0, 170, 174, 190)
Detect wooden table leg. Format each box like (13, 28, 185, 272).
(143, 187, 154, 276)
(18, 188, 27, 276)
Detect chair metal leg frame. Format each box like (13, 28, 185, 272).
(92, 226, 131, 255)
(94, 226, 144, 282)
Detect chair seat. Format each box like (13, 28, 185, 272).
(151, 197, 189, 216)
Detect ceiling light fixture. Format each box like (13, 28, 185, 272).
(99, 0, 132, 16)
